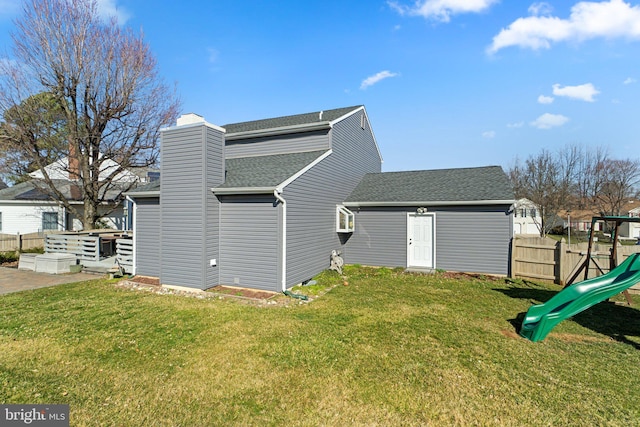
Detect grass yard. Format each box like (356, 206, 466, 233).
(1, 267, 640, 426)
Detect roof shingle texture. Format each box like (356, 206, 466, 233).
(223, 106, 361, 134)
(345, 166, 514, 203)
(0, 179, 132, 201)
(217, 150, 327, 189)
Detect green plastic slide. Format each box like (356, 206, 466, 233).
(520, 252, 640, 342)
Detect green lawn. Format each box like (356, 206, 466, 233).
(1, 267, 640, 426)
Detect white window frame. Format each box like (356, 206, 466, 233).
(336, 206, 355, 233)
(42, 212, 59, 231)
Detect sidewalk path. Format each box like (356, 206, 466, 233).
(0, 267, 99, 295)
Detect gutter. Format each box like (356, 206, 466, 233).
(344, 199, 516, 208)
(273, 189, 287, 292)
(213, 186, 276, 196)
(225, 122, 331, 141)
(125, 190, 160, 199)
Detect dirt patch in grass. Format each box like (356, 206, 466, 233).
(208, 285, 278, 301)
(438, 271, 505, 282)
(128, 276, 160, 286)
(500, 329, 521, 339)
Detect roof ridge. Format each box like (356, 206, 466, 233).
(366, 165, 503, 175)
(224, 105, 362, 128)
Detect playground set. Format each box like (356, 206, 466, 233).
(520, 216, 640, 342)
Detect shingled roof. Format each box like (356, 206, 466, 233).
(0, 179, 131, 202)
(223, 106, 362, 134)
(216, 150, 327, 191)
(345, 166, 514, 205)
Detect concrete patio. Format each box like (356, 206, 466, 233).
(0, 267, 99, 295)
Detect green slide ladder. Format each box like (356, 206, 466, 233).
(520, 252, 640, 342)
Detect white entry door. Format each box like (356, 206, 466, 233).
(408, 214, 434, 268)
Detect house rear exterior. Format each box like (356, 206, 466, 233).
(128, 106, 382, 291)
(128, 105, 515, 292)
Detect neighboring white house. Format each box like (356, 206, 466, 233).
(0, 156, 155, 235)
(621, 206, 640, 239)
(512, 198, 542, 235)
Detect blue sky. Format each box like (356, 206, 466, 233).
(1, 0, 640, 172)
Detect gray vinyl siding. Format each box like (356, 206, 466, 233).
(160, 124, 224, 289)
(343, 209, 407, 267)
(345, 206, 512, 275)
(225, 130, 330, 159)
(283, 110, 382, 286)
(205, 127, 224, 288)
(435, 206, 511, 275)
(219, 195, 280, 292)
(134, 197, 160, 277)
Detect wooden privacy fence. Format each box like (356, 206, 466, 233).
(0, 232, 46, 252)
(511, 237, 640, 285)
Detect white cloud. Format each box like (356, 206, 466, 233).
(482, 130, 496, 138)
(530, 113, 569, 129)
(507, 121, 525, 128)
(360, 70, 399, 90)
(538, 95, 554, 104)
(388, 0, 498, 23)
(97, 0, 131, 24)
(488, 0, 640, 54)
(528, 2, 553, 16)
(552, 83, 599, 102)
(624, 77, 637, 84)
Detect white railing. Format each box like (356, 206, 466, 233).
(116, 238, 133, 274)
(45, 234, 100, 261)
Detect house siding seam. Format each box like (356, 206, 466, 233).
(219, 195, 280, 292)
(283, 110, 382, 287)
(134, 197, 160, 277)
(225, 130, 330, 159)
(206, 126, 224, 288)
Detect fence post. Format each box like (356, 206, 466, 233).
(509, 238, 515, 278)
(558, 240, 567, 286)
(16, 233, 22, 252)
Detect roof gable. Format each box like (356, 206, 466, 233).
(345, 166, 514, 205)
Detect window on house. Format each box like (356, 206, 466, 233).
(530, 209, 537, 217)
(42, 212, 59, 231)
(336, 206, 354, 233)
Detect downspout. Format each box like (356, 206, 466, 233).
(274, 189, 287, 292)
(126, 195, 136, 276)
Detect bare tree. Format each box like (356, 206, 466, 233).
(573, 147, 609, 209)
(508, 147, 580, 237)
(0, 0, 179, 229)
(593, 158, 640, 216)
